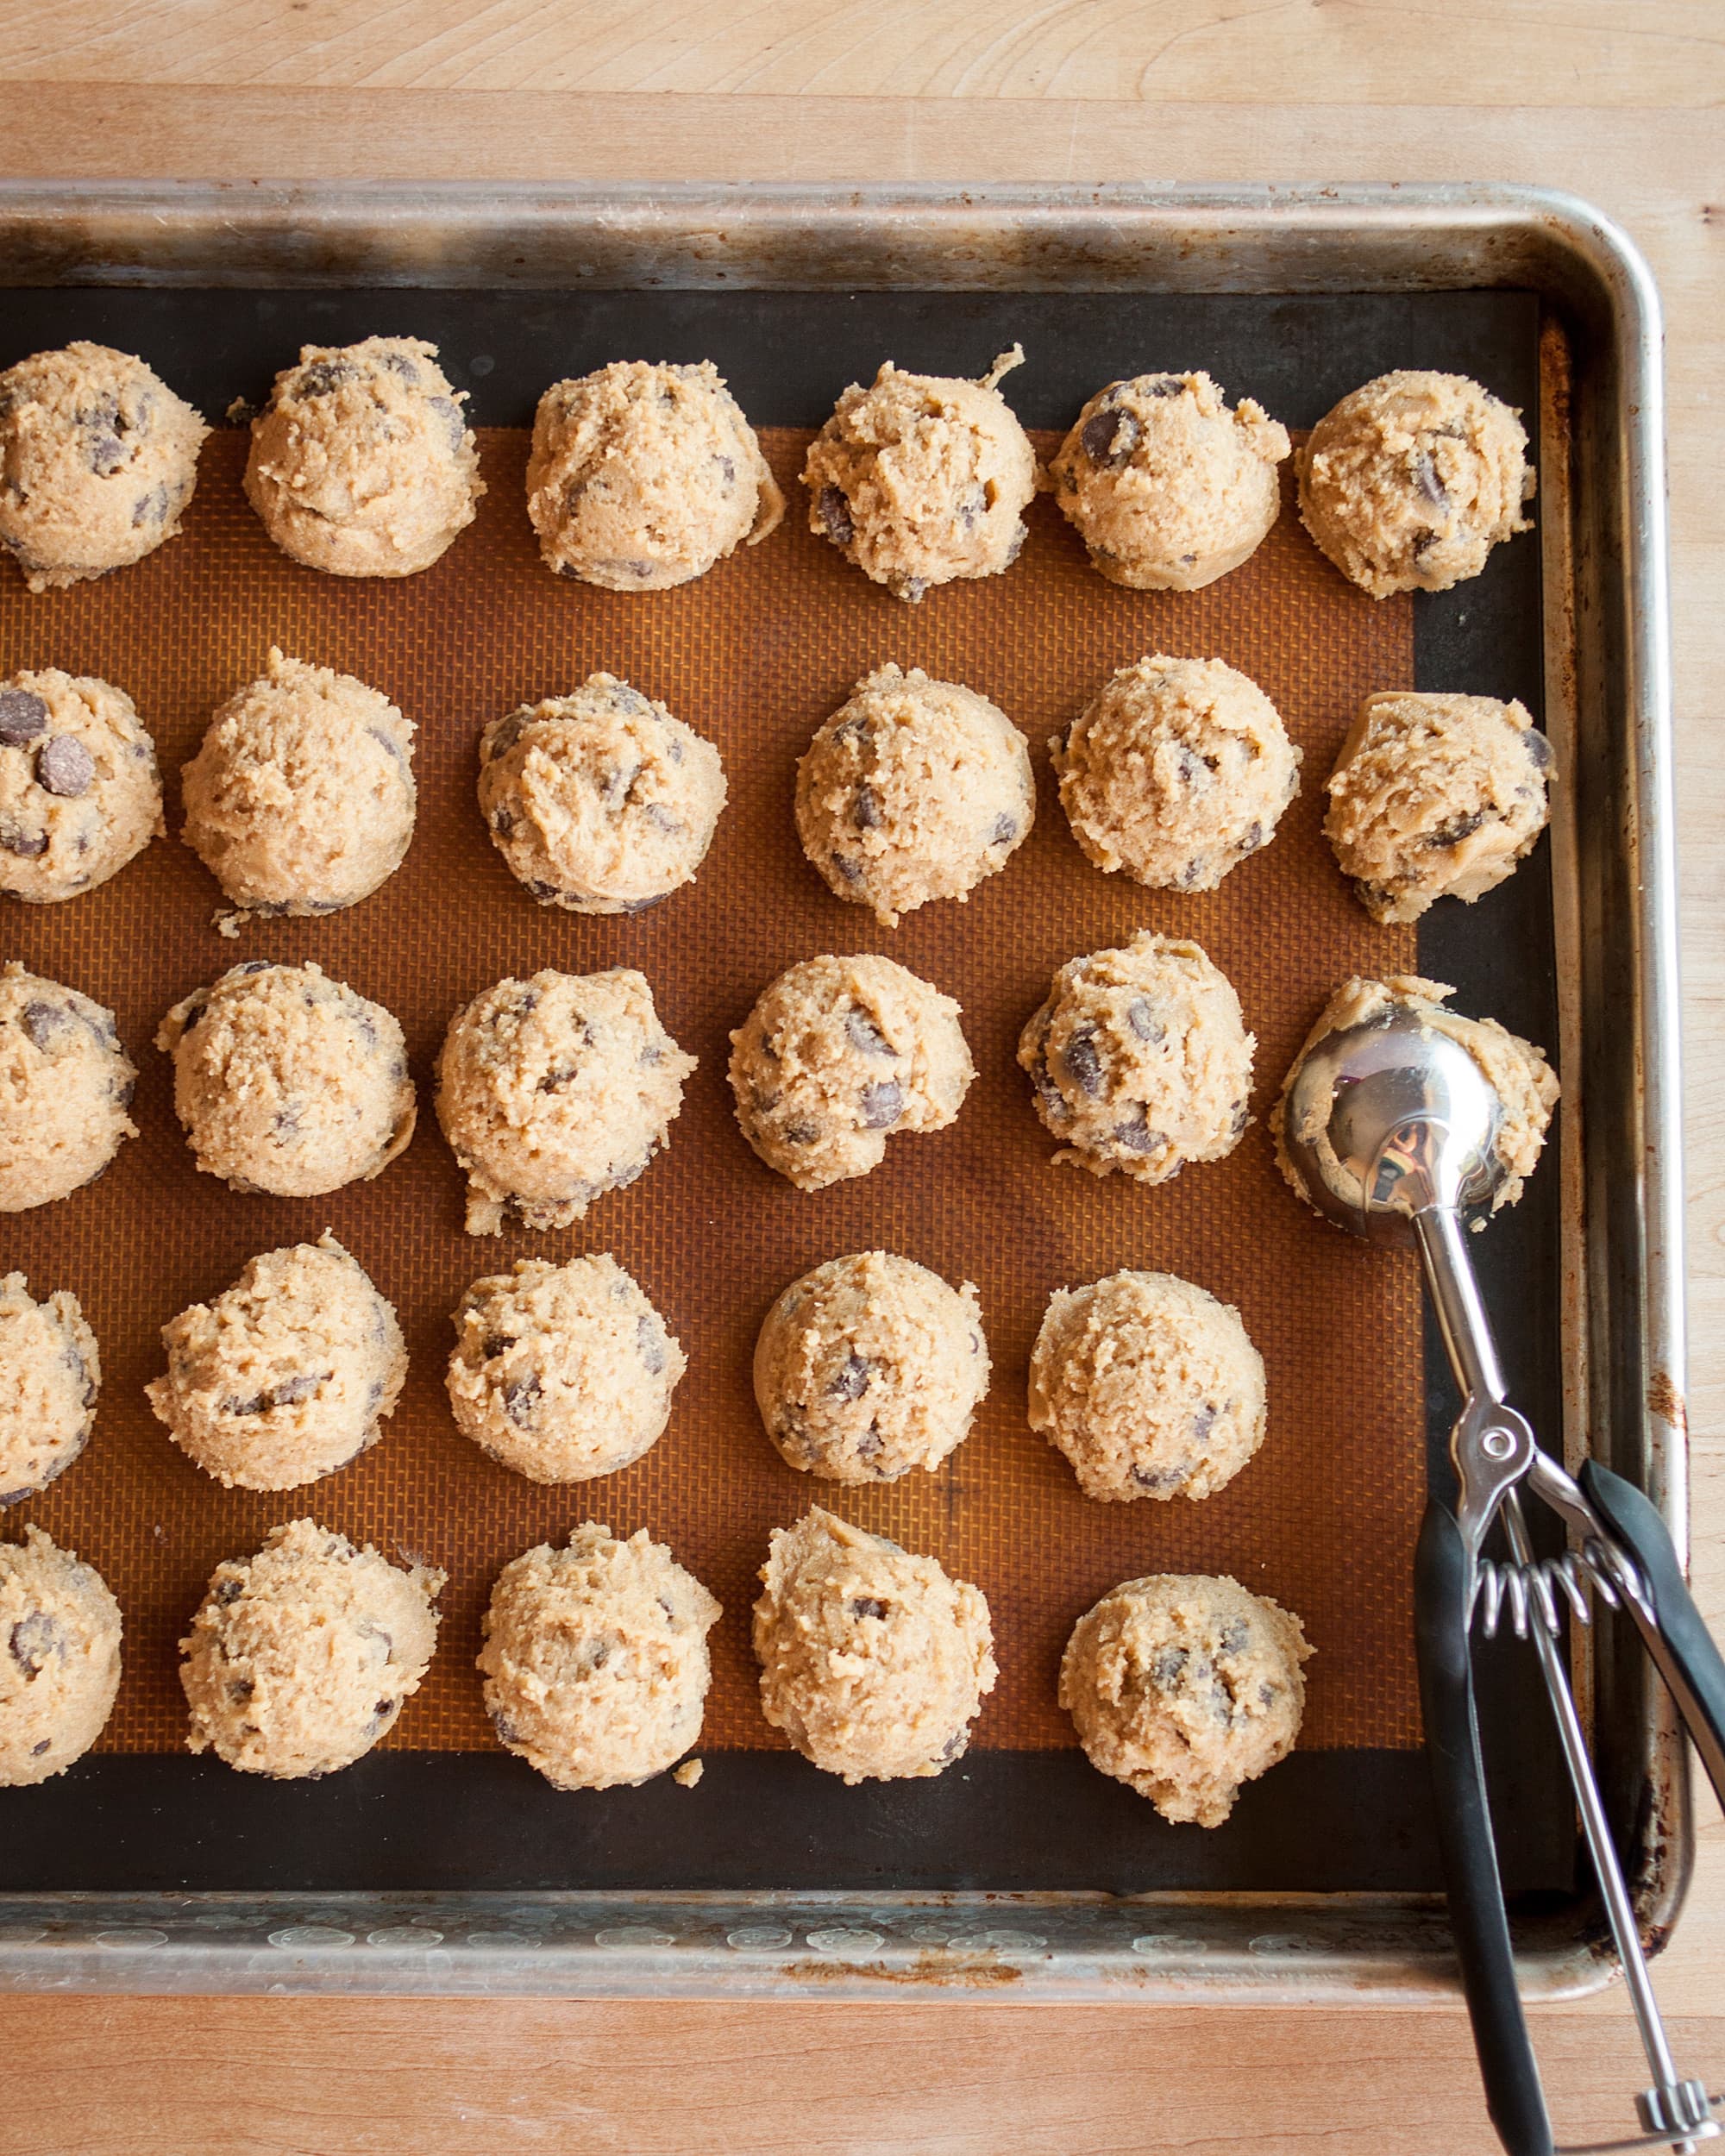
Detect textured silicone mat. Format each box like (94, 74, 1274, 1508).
(0, 424, 1419, 1758)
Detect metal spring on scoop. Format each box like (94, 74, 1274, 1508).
(1472, 1539, 1631, 1640)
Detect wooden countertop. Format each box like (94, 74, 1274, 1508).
(0, 6, 1721, 2152)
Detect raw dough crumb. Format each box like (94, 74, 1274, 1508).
(480, 1524, 720, 1790)
(180, 1518, 443, 1779)
(673, 1757, 703, 1788)
(794, 664, 1033, 925)
(448, 1253, 686, 1482)
(479, 674, 725, 915)
(245, 335, 482, 577)
(181, 649, 417, 921)
(1019, 932, 1253, 1184)
(729, 954, 974, 1191)
(0, 1526, 122, 1785)
(527, 360, 782, 590)
(0, 1274, 100, 1507)
(147, 1234, 405, 1491)
(1051, 655, 1300, 891)
(1061, 1573, 1311, 1827)
(1030, 1271, 1265, 1503)
(754, 1250, 990, 1483)
(0, 342, 208, 592)
(753, 1508, 996, 1783)
(1276, 974, 1558, 1216)
(1298, 369, 1534, 598)
(1048, 371, 1289, 590)
(0, 962, 137, 1212)
(1325, 691, 1552, 923)
(0, 670, 163, 902)
(802, 347, 1036, 601)
(436, 968, 695, 1234)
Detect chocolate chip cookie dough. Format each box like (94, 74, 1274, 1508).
(1325, 691, 1552, 923)
(0, 1526, 122, 1786)
(0, 342, 208, 592)
(1061, 1573, 1311, 1827)
(803, 346, 1036, 601)
(1048, 371, 1289, 590)
(0, 1275, 99, 1507)
(754, 1251, 989, 1484)
(479, 674, 725, 915)
(480, 1524, 720, 1789)
(157, 961, 416, 1198)
(0, 671, 163, 902)
(1029, 1271, 1264, 1504)
(147, 1235, 405, 1492)
(245, 335, 482, 578)
(1298, 370, 1534, 598)
(1276, 975, 1558, 1216)
(0, 963, 136, 1212)
(436, 968, 695, 1235)
(181, 649, 417, 927)
(181, 1519, 443, 1779)
(794, 665, 1033, 926)
(448, 1254, 686, 1483)
(730, 954, 974, 1191)
(753, 1508, 996, 1783)
(1019, 933, 1253, 1185)
(1051, 655, 1300, 892)
(526, 360, 782, 590)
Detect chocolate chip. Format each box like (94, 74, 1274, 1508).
(84, 420, 126, 474)
(213, 1576, 243, 1605)
(856, 1423, 883, 1458)
(897, 576, 929, 603)
(0, 824, 47, 856)
(132, 484, 169, 528)
(817, 486, 853, 547)
(487, 711, 530, 761)
(223, 1392, 271, 1417)
(536, 1065, 578, 1092)
(1081, 405, 1140, 469)
(0, 689, 47, 746)
(850, 1597, 888, 1621)
(716, 454, 736, 486)
(586, 1636, 613, 1670)
(9, 1612, 63, 1676)
(274, 1104, 302, 1140)
(827, 1351, 872, 1401)
(1217, 1618, 1249, 1654)
(22, 1000, 70, 1051)
(373, 1698, 398, 1722)
(1127, 998, 1164, 1044)
(1112, 1106, 1164, 1155)
(270, 1371, 327, 1407)
(1426, 810, 1487, 849)
(1132, 1464, 1186, 1493)
(30, 1739, 47, 1756)
(228, 1677, 254, 1702)
(490, 1709, 523, 1746)
(1413, 451, 1448, 513)
(482, 1333, 517, 1362)
(0, 1488, 34, 1508)
(830, 852, 862, 883)
(524, 879, 563, 902)
(939, 1728, 966, 1762)
(1524, 729, 1554, 770)
(504, 1373, 542, 1427)
(1151, 1647, 1189, 1688)
(491, 808, 514, 837)
(1411, 530, 1440, 561)
(37, 735, 94, 798)
(1062, 1028, 1104, 1096)
(782, 1119, 819, 1145)
(1191, 1404, 1217, 1442)
(845, 1008, 894, 1057)
(643, 803, 681, 834)
(1229, 1100, 1249, 1138)
(297, 359, 360, 398)
(1140, 373, 1183, 398)
(852, 784, 882, 831)
(988, 813, 1018, 847)
(956, 481, 988, 527)
(638, 1313, 667, 1376)
(1240, 820, 1264, 854)
(599, 559, 656, 581)
(379, 349, 421, 385)
(235, 959, 272, 975)
(858, 1080, 902, 1129)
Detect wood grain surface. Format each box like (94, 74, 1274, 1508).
(0, 3, 1721, 2152)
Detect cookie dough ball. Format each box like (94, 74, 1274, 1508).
(0, 1527, 122, 1785)
(730, 954, 974, 1192)
(754, 1252, 989, 1484)
(245, 335, 482, 578)
(795, 665, 1033, 926)
(0, 963, 136, 1212)
(156, 961, 416, 1198)
(1049, 372, 1289, 590)
(180, 1519, 443, 1779)
(1029, 1271, 1264, 1504)
(526, 360, 783, 591)
(480, 1524, 720, 1789)
(0, 1275, 99, 1507)
(147, 1235, 405, 1492)
(0, 342, 207, 592)
(1051, 656, 1300, 892)
(448, 1255, 686, 1483)
(802, 346, 1036, 602)
(0, 671, 163, 901)
(753, 1508, 996, 1783)
(181, 649, 417, 924)
(1298, 370, 1534, 598)
(436, 968, 695, 1235)
(1325, 691, 1552, 924)
(1019, 933, 1253, 1185)
(479, 674, 724, 916)
(1061, 1573, 1311, 1827)
(1276, 974, 1558, 1216)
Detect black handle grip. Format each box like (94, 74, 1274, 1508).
(1581, 1459, 1725, 1814)
(1415, 1500, 1552, 2156)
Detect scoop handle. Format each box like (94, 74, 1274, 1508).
(1415, 1498, 1553, 2156)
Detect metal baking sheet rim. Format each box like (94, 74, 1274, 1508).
(0, 180, 1680, 2006)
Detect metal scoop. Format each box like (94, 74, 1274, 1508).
(1283, 995, 1725, 2156)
